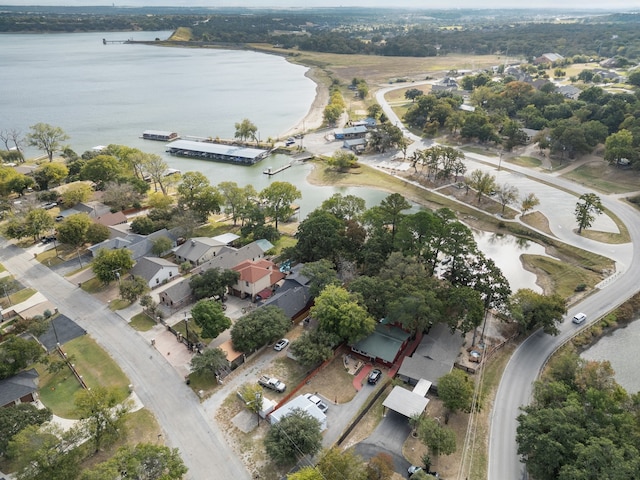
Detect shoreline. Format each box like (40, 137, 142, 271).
(279, 65, 330, 139)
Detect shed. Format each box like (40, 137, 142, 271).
(382, 386, 429, 418)
(334, 126, 368, 140)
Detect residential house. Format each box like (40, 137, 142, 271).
(522, 128, 541, 144)
(94, 211, 128, 227)
(397, 323, 465, 391)
(88, 228, 177, 260)
(159, 279, 193, 309)
(193, 239, 273, 275)
(558, 85, 581, 100)
(174, 237, 227, 266)
(231, 259, 286, 301)
(0, 368, 39, 408)
(533, 53, 564, 65)
(350, 321, 411, 366)
(131, 256, 179, 289)
(269, 394, 327, 431)
(259, 263, 313, 322)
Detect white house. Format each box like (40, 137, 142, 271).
(269, 395, 327, 431)
(130, 256, 179, 289)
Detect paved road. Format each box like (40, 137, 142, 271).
(0, 243, 251, 480)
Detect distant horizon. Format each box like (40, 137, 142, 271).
(1, 1, 639, 10)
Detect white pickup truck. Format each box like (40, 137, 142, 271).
(258, 375, 286, 393)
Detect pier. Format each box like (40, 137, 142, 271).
(102, 38, 132, 45)
(263, 163, 293, 176)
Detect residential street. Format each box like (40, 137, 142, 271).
(0, 243, 251, 480)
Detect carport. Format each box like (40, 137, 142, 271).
(382, 386, 429, 418)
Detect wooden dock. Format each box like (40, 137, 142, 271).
(263, 163, 292, 176)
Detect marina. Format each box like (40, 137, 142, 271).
(142, 130, 180, 142)
(165, 139, 269, 165)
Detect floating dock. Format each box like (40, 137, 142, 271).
(263, 163, 292, 176)
(166, 139, 269, 165)
(142, 130, 180, 142)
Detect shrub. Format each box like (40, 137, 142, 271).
(574, 283, 587, 292)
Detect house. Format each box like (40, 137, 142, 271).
(193, 239, 273, 275)
(174, 237, 227, 266)
(158, 279, 193, 309)
(522, 128, 540, 144)
(269, 395, 328, 431)
(88, 228, 177, 260)
(131, 256, 179, 289)
(533, 53, 564, 65)
(558, 85, 581, 100)
(231, 259, 286, 301)
(333, 126, 368, 140)
(397, 323, 465, 391)
(350, 321, 411, 366)
(259, 285, 312, 323)
(0, 368, 39, 408)
(94, 211, 128, 227)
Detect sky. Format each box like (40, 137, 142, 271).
(2, 1, 639, 9)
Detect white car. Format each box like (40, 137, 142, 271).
(304, 393, 329, 413)
(273, 338, 290, 351)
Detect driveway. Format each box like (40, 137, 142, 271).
(354, 410, 412, 474)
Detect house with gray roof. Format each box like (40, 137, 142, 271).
(88, 228, 177, 260)
(534, 53, 564, 65)
(159, 279, 193, 309)
(558, 85, 581, 100)
(174, 237, 226, 266)
(193, 240, 273, 274)
(259, 285, 312, 322)
(0, 368, 39, 408)
(131, 257, 179, 289)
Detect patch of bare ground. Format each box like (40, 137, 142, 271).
(303, 354, 359, 404)
(520, 211, 554, 237)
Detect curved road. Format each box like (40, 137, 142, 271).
(0, 244, 251, 480)
(374, 82, 640, 479)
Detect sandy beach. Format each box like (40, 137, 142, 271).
(279, 66, 329, 139)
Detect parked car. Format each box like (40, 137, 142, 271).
(258, 375, 286, 393)
(304, 393, 329, 413)
(368, 368, 382, 385)
(42, 202, 57, 210)
(408, 465, 422, 476)
(274, 338, 290, 351)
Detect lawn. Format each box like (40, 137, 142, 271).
(507, 156, 542, 168)
(562, 161, 640, 194)
(36, 336, 131, 418)
(522, 254, 603, 300)
(109, 299, 131, 311)
(129, 312, 157, 332)
(0, 287, 37, 309)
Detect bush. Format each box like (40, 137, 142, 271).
(574, 283, 587, 292)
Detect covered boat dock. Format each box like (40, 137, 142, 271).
(142, 130, 179, 142)
(166, 140, 269, 165)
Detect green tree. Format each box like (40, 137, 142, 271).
(294, 210, 344, 263)
(260, 181, 301, 231)
(25, 208, 54, 241)
(438, 369, 474, 422)
(60, 183, 92, 207)
(405, 88, 424, 102)
(312, 284, 375, 344)
(130, 216, 157, 235)
(604, 129, 635, 167)
(151, 236, 172, 256)
(79, 155, 122, 189)
(92, 248, 134, 284)
(510, 288, 567, 335)
(300, 259, 340, 298)
(326, 150, 358, 172)
(119, 275, 150, 303)
(287, 467, 323, 480)
(177, 171, 222, 222)
(234, 118, 258, 143)
(80, 443, 188, 480)
(367, 103, 382, 119)
(366, 452, 395, 480)
(0, 403, 52, 456)
(189, 268, 239, 300)
(231, 306, 290, 353)
(378, 192, 412, 240)
(627, 69, 640, 87)
(74, 386, 130, 452)
(467, 169, 496, 204)
(317, 447, 367, 480)
(323, 103, 343, 125)
(34, 162, 68, 190)
(218, 181, 257, 226)
(520, 193, 540, 215)
(289, 330, 335, 368)
(264, 408, 323, 465)
(190, 347, 228, 379)
(191, 299, 231, 339)
(574, 193, 603, 234)
(495, 183, 519, 216)
(0, 336, 44, 380)
(26, 123, 69, 162)
(417, 417, 457, 459)
(142, 153, 171, 195)
(320, 193, 366, 221)
(6, 173, 34, 196)
(56, 213, 91, 247)
(85, 222, 109, 245)
(239, 383, 264, 420)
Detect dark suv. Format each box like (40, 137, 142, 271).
(368, 368, 382, 385)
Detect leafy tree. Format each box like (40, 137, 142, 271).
(60, 183, 92, 207)
(367, 103, 382, 119)
(574, 193, 603, 234)
(520, 193, 540, 215)
(323, 103, 343, 125)
(218, 181, 257, 226)
(147, 191, 174, 210)
(438, 369, 474, 422)
(405, 88, 424, 102)
(34, 162, 68, 190)
(370, 192, 411, 241)
(260, 181, 301, 231)
(234, 118, 258, 143)
(628, 69, 640, 87)
(189, 268, 239, 300)
(287, 467, 323, 480)
(119, 275, 150, 303)
(417, 417, 457, 459)
(467, 169, 496, 204)
(510, 288, 567, 335)
(6, 173, 34, 196)
(151, 236, 172, 256)
(0, 336, 44, 380)
(264, 408, 323, 465)
(312, 284, 375, 344)
(25, 208, 54, 241)
(142, 153, 171, 195)
(366, 452, 395, 480)
(326, 150, 358, 172)
(80, 443, 188, 480)
(320, 193, 366, 221)
(130, 216, 158, 235)
(604, 129, 635, 167)
(74, 386, 129, 452)
(7, 424, 82, 480)
(230, 306, 290, 352)
(439, 284, 484, 334)
(79, 155, 122, 189)
(317, 447, 367, 480)
(495, 183, 519, 216)
(289, 330, 335, 368)
(92, 248, 134, 284)
(26, 123, 69, 162)
(190, 347, 228, 378)
(190, 299, 231, 339)
(388, 290, 442, 335)
(85, 222, 109, 245)
(102, 181, 143, 211)
(239, 383, 264, 420)
(0, 404, 52, 456)
(300, 259, 340, 298)
(294, 210, 344, 263)
(56, 212, 93, 246)
(502, 119, 528, 151)
(177, 171, 222, 222)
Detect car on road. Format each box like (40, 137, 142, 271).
(368, 368, 382, 385)
(572, 312, 587, 324)
(274, 338, 290, 351)
(42, 202, 58, 210)
(304, 393, 329, 413)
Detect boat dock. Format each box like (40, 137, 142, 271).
(263, 163, 293, 176)
(263, 152, 314, 176)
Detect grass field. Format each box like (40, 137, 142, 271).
(522, 254, 602, 300)
(129, 312, 157, 332)
(563, 162, 640, 194)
